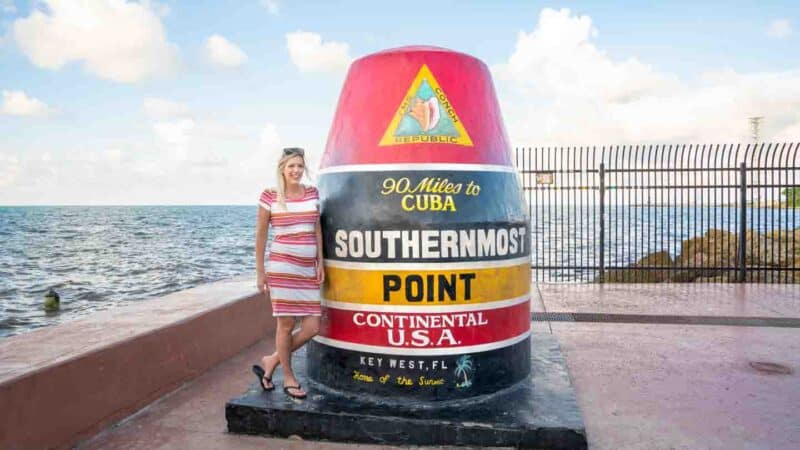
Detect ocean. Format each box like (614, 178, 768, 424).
(1, 205, 797, 338)
(0, 206, 257, 338)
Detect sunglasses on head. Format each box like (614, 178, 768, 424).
(283, 147, 305, 157)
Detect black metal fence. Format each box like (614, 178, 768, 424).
(514, 143, 799, 283)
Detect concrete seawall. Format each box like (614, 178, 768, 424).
(0, 276, 271, 450)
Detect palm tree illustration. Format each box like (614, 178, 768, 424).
(454, 355, 474, 388)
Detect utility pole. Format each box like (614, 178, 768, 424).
(749, 116, 763, 143)
(748, 116, 764, 207)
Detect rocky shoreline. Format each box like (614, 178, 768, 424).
(598, 228, 800, 283)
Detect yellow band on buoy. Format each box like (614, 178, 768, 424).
(323, 262, 530, 305)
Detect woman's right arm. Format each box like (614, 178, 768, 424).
(255, 206, 270, 293)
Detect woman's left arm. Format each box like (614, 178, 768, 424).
(315, 216, 325, 284)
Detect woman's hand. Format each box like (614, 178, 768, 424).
(315, 259, 325, 285)
(314, 213, 324, 286)
(257, 272, 267, 293)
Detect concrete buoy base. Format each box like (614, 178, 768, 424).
(226, 334, 586, 449)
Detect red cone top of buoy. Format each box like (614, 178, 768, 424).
(321, 46, 512, 168)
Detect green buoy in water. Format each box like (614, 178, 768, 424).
(44, 289, 60, 312)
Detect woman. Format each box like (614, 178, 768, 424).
(252, 147, 323, 400)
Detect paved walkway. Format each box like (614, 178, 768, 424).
(79, 284, 800, 450)
(536, 284, 800, 450)
(77, 331, 395, 450)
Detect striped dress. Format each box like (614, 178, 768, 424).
(259, 185, 322, 316)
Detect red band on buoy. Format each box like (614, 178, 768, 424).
(323, 300, 530, 350)
(321, 46, 513, 168)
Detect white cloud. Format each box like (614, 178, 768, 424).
(205, 34, 248, 67)
(0, 122, 320, 205)
(493, 8, 800, 145)
(0, 153, 20, 187)
(148, 0, 170, 17)
(144, 98, 194, 161)
(226, 122, 283, 189)
(256, 122, 282, 179)
(767, 19, 792, 39)
(12, 0, 178, 83)
(143, 110, 268, 186)
(260, 122, 280, 148)
(495, 8, 676, 103)
(143, 97, 190, 119)
(153, 119, 194, 160)
(286, 31, 352, 73)
(104, 148, 124, 163)
(774, 122, 800, 141)
(260, 0, 279, 15)
(1, 90, 53, 116)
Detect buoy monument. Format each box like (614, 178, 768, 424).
(309, 46, 531, 399)
(227, 46, 586, 448)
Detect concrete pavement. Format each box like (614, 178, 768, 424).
(77, 283, 800, 450)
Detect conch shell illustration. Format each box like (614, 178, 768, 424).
(408, 96, 440, 132)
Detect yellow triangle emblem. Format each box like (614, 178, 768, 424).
(379, 64, 473, 147)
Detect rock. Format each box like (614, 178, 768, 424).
(598, 227, 798, 284)
(766, 228, 800, 242)
(670, 270, 698, 282)
(671, 250, 724, 282)
(676, 229, 738, 269)
(672, 228, 799, 283)
(694, 271, 738, 283)
(599, 251, 673, 283)
(745, 229, 800, 267)
(744, 269, 800, 284)
(639, 251, 674, 267)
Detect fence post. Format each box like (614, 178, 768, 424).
(599, 162, 606, 283)
(738, 162, 747, 282)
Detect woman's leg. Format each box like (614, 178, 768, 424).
(261, 315, 320, 380)
(278, 315, 320, 397)
(296, 315, 320, 346)
(275, 316, 298, 389)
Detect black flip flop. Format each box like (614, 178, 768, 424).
(251, 364, 275, 391)
(283, 384, 307, 399)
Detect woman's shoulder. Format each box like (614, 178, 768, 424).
(304, 185, 319, 197)
(259, 188, 277, 203)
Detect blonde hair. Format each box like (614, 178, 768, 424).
(275, 149, 308, 211)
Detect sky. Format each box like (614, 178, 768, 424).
(1, 0, 799, 205)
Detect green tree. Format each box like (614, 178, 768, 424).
(783, 187, 800, 207)
(454, 355, 474, 388)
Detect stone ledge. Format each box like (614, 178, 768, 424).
(226, 334, 587, 449)
(0, 276, 272, 450)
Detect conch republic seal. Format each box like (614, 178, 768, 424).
(308, 46, 531, 400)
